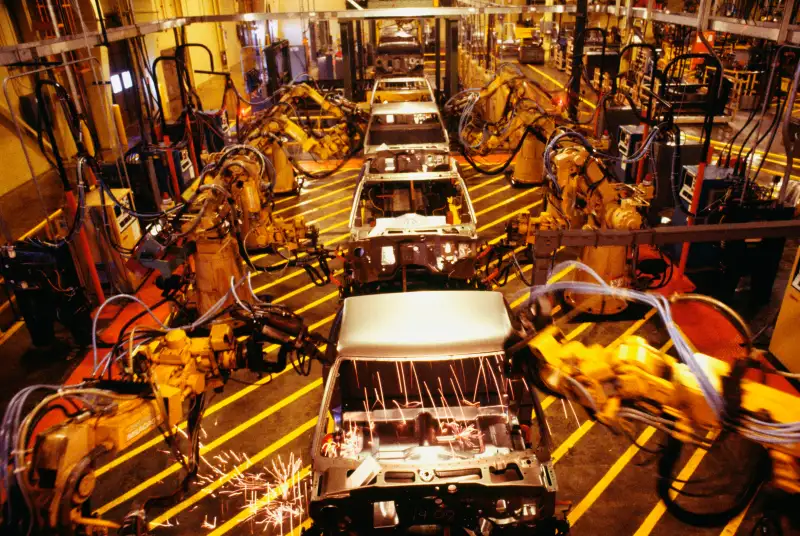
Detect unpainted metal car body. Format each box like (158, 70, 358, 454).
(375, 20, 425, 75)
(370, 76, 436, 105)
(309, 291, 558, 535)
(344, 101, 480, 295)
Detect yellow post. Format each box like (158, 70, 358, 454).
(112, 104, 128, 149)
(80, 120, 95, 157)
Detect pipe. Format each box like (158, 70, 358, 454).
(163, 135, 182, 201)
(778, 56, 800, 205)
(45, 0, 84, 115)
(65, 190, 105, 302)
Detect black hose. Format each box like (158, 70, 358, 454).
(461, 125, 547, 177)
(656, 434, 768, 527)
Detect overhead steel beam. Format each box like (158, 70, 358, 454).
(1, 5, 799, 69)
(531, 220, 800, 285)
(0, 7, 576, 68)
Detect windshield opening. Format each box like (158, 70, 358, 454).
(355, 179, 471, 227)
(372, 80, 434, 103)
(367, 113, 447, 146)
(319, 356, 513, 464)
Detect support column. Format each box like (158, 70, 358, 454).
(444, 18, 459, 102)
(569, 0, 588, 121)
(435, 18, 442, 96)
(355, 21, 365, 94)
(341, 21, 356, 100)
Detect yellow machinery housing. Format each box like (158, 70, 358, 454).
(770, 249, 800, 372)
(508, 146, 652, 314)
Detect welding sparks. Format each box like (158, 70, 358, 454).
(319, 355, 540, 463)
(196, 453, 309, 533)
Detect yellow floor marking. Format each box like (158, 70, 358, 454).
(272, 171, 359, 207)
(478, 200, 542, 232)
(471, 184, 511, 204)
(274, 184, 356, 216)
(632, 430, 719, 536)
(308, 205, 351, 225)
(468, 174, 506, 193)
(568, 426, 658, 525)
(96, 381, 322, 514)
(719, 496, 756, 536)
(207, 466, 314, 536)
(148, 418, 318, 529)
(294, 193, 351, 218)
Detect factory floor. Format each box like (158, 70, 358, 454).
(2, 64, 800, 535)
(5, 163, 792, 536)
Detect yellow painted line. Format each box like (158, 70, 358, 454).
(691, 134, 799, 168)
(0, 321, 25, 345)
(272, 171, 359, 207)
(148, 417, 319, 529)
(206, 465, 313, 535)
(295, 290, 339, 314)
(96, 380, 322, 515)
(295, 193, 351, 218)
(706, 148, 800, 182)
(274, 184, 356, 216)
(720, 497, 756, 536)
(539, 396, 556, 413)
(632, 430, 719, 536)
(568, 426, 658, 525)
(317, 218, 348, 235)
(474, 188, 539, 217)
(552, 420, 596, 463)
(478, 200, 542, 233)
(468, 174, 505, 193)
(471, 184, 510, 204)
(274, 270, 343, 304)
(308, 205, 351, 225)
(508, 251, 570, 309)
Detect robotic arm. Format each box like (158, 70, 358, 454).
(244, 82, 364, 162)
(195, 148, 316, 250)
(278, 83, 347, 119)
(506, 145, 653, 314)
(2, 305, 327, 535)
(510, 286, 800, 498)
(459, 67, 559, 155)
(250, 113, 353, 161)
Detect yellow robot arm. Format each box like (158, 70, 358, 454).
(518, 323, 800, 494)
(254, 113, 352, 162)
(9, 316, 326, 534)
(20, 325, 239, 531)
(279, 83, 345, 118)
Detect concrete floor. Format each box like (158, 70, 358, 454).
(1, 63, 799, 535)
